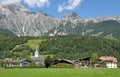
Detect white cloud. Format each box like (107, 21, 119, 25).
(58, 0, 83, 12)
(0, 0, 50, 8)
(0, 0, 21, 5)
(23, 0, 50, 8)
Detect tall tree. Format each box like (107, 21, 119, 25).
(91, 52, 99, 65)
(44, 56, 53, 68)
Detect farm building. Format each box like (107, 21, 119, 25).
(75, 57, 91, 68)
(5, 58, 31, 67)
(99, 56, 118, 68)
(74, 57, 91, 68)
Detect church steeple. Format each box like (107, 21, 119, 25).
(34, 49, 39, 57)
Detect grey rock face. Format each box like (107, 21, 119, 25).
(0, 4, 120, 37)
(46, 13, 120, 36)
(0, 3, 58, 36)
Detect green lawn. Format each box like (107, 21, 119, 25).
(0, 68, 120, 77)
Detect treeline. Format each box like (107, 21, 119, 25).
(0, 28, 35, 59)
(0, 28, 17, 51)
(0, 32, 28, 51)
(0, 28, 40, 51)
(39, 35, 120, 60)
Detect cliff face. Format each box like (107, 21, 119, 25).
(0, 4, 120, 37)
(0, 3, 58, 36)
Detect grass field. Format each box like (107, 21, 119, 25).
(0, 68, 120, 77)
(23, 39, 45, 49)
(13, 39, 45, 51)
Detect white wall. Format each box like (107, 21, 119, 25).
(106, 62, 117, 68)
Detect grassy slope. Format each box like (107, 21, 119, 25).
(23, 39, 44, 49)
(13, 39, 45, 50)
(91, 32, 118, 41)
(0, 68, 120, 77)
(91, 32, 103, 36)
(104, 34, 118, 40)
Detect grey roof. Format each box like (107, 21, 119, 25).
(6, 59, 30, 63)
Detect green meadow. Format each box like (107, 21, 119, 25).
(0, 68, 120, 77)
(23, 39, 45, 49)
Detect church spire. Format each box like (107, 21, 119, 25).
(34, 49, 39, 57)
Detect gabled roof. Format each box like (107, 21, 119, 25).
(79, 57, 91, 61)
(99, 56, 118, 63)
(53, 59, 74, 65)
(6, 60, 25, 63)
(5, 58, 31, 63)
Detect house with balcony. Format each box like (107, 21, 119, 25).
(99, 56, 118, 68)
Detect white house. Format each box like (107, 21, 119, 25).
(99, 56, 118, 68)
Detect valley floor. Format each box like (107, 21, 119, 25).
(0, 68, 120, 77)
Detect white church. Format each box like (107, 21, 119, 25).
(31, 49, 44, 65)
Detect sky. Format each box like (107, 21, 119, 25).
(0, 0, 120, 18)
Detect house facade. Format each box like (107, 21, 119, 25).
(5, 58, 31, 67)
(20, 60, 31, 67)
(75, 57, 91, 68)
(99, 56, 118, 68)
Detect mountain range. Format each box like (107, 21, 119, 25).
(0, 3, 120, 38)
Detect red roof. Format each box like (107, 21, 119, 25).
(99, 56, 118, 63)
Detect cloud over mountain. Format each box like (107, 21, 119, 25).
(23, 0, 50, 8)
(0, 0, 50, 8)
(58, 0, 83, 12)
(0, 0, 21, 5)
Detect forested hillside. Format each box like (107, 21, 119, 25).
(39, 36, 120, 60)
(46, 20, 120, 40)
(0, 28, 31, 58)
(87, 20, 120, 39)
(0, 28, 120, 61)
(0, 28, 18, 51)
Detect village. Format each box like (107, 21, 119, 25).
(2, 49, 118, 68)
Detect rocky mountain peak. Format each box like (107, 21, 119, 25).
(2, 3, 30, 13)
(116, 14, 120, 20)
(0, 3, 120, 37)
(0, 3, 58, 36)
(62, 12, 80, 19)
